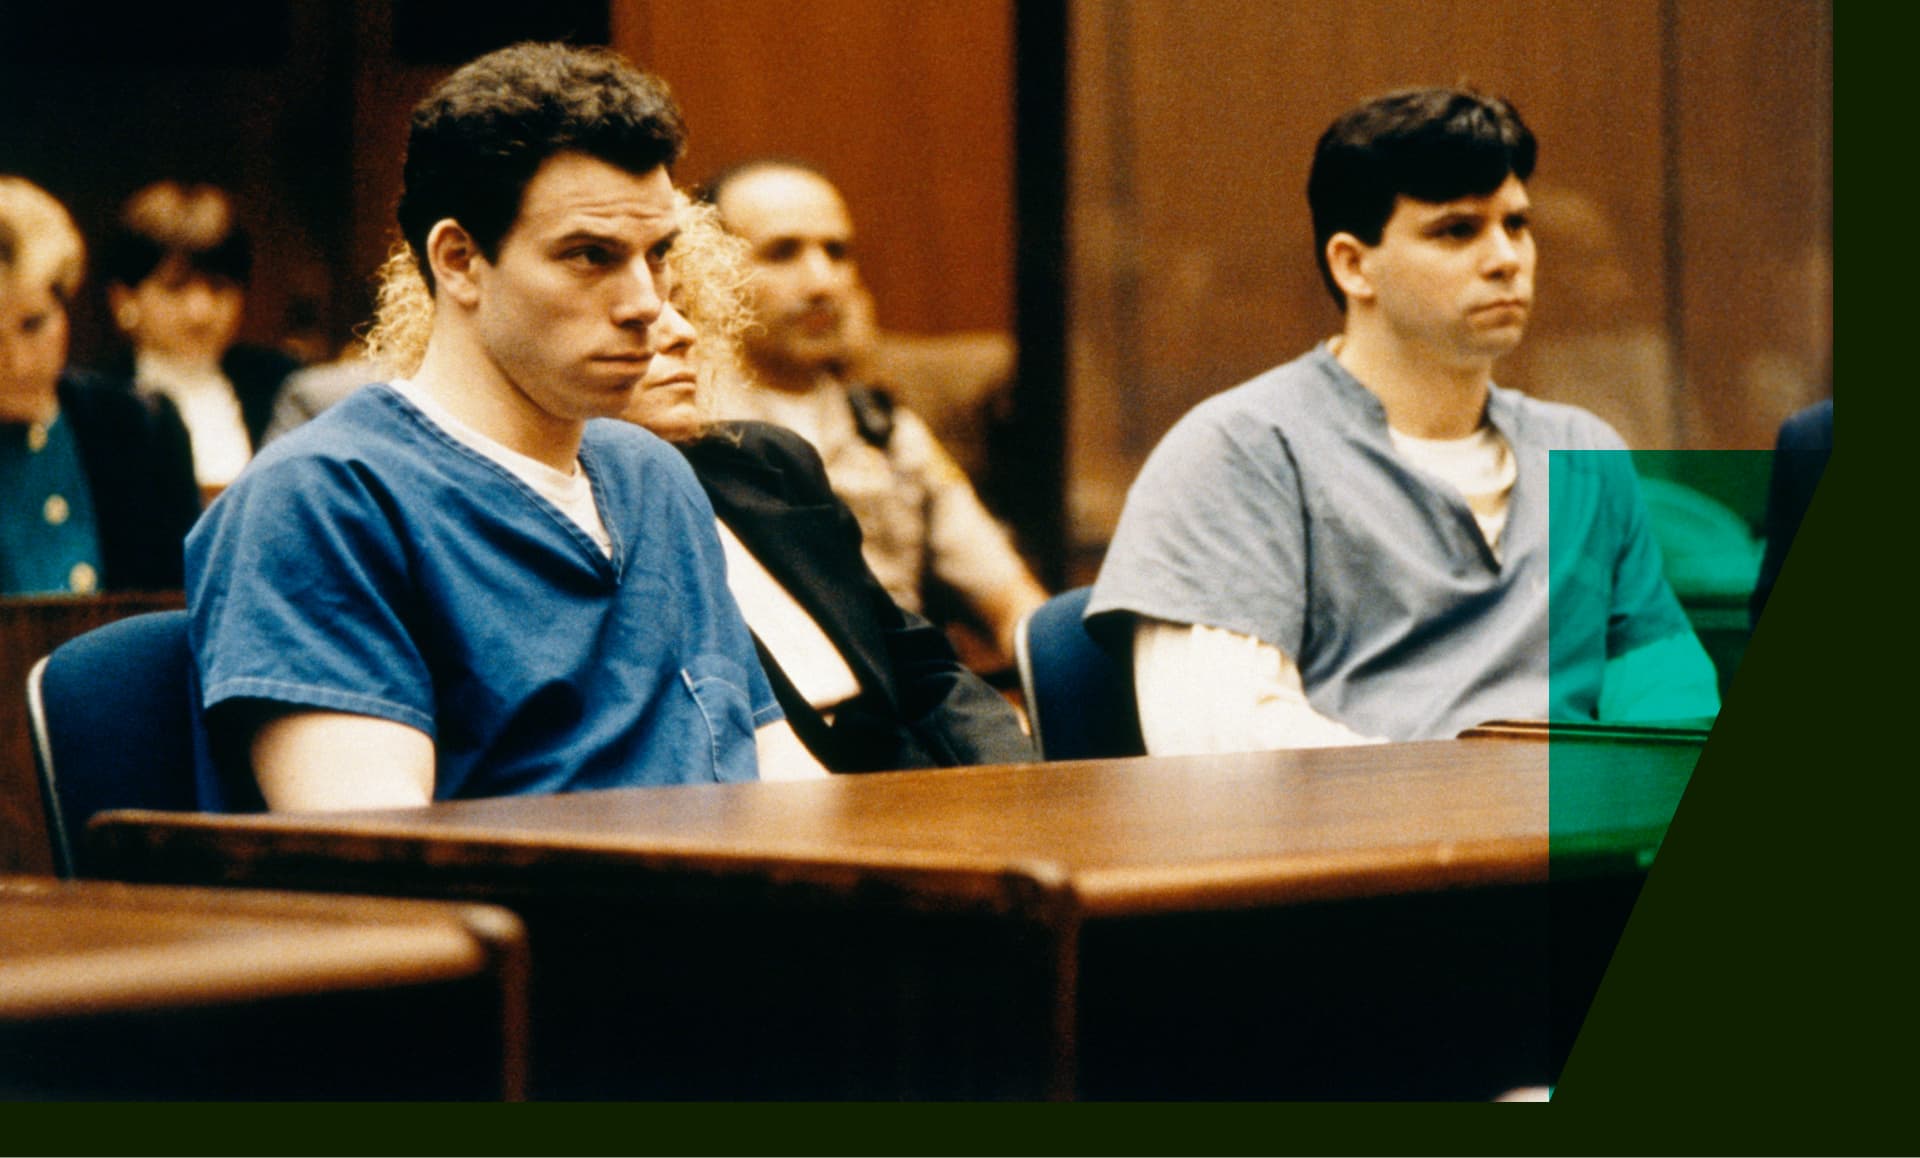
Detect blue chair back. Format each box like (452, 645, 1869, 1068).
(1014, 586, 1144, 760)
(1637, 476, 1764, 601)
(25, 610, 200, 877)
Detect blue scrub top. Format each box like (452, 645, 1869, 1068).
(186, 384, 780, 809)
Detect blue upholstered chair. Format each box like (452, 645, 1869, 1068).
(25, 610, 200, 877)
(1013, 586, 1144, 761)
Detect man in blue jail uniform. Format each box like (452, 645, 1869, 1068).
(1088, 87, 1720, 754)
(187, 42, 825, 811)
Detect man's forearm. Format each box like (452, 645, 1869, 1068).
(1132, 618, 1383, 755)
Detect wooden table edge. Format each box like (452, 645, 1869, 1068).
(0, 876, 526, 1021)
(90, 808, 1086, 921)
(1069, 835, 1553, 917)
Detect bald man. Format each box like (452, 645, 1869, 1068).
(703, 160, 1046, 667)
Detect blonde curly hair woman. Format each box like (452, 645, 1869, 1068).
(632, 198, 1035, 772)
(366, 192, 752, 435)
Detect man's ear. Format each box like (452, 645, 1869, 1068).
(426, 219, 485, 310)
(1326, 232, 1375, 306)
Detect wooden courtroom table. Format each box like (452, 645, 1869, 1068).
(0, 875, 529, 1099)
(90, 735, 1699, 1100)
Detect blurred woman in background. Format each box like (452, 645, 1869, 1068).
(1, 175, 199, 594)
(628, 199, 1034, 771)
(98, 180, 299, 489)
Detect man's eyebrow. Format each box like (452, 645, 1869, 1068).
(649, 227, 682, 254)
(551, 229, 630, 249)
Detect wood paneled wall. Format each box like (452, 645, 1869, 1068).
(615, 3, 1015, 335)
(1066, 0, 1832, 550)
(4, 0, 1827, 560)
(1673, 0, 1833, 450)
(335, 1, 1019, 342)
(1, 0, 1011, 363)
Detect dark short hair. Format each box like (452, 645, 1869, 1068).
(99, 180, 251, 290)
(1307, 87, 1537, 309)
(397, 42, 687, 291)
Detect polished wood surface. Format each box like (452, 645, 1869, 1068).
(1, 876, 496, 1019)
(96, 739, 1689, 912)
(1460, 718, 1715, 743)
(1675, 0, 1833, 449)
(629, 3, 1016, 336)
(0, 592, 185, 876)
(0, 875, 530, 1099)
(94, 737, 1694, 1099)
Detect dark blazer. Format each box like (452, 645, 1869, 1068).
(99, 342, 300, 452)
(680, 422, 1035, 773)
(58, 369, 201, 590)
(1751, 397, 1833, 626)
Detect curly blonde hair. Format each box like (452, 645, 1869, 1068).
(361, 190, 754, 430)
(360, 240, 434, 376)
(665, 195, 754, 406)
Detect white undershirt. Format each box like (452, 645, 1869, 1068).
(1133, 422, 1516, 754)
(389, 379, 612, 556)
(1387, 423, 1516, 560)
(715, 522, 862, 712)
(135, 352, 252, 488)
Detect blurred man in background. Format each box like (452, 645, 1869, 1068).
(704, 159, 1046, 668)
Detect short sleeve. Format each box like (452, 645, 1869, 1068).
(746, 650, 784, 727)
(187, 451, 436, 735)
(894, 409, 1035, 611)
(1088, 400, 1309, 655)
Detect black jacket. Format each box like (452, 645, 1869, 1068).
(57, 369, 201, 590)
(680, 422, 1035, 773)
(98, 342, 300, 452)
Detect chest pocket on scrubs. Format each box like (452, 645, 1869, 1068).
(681, 654, 760, 783)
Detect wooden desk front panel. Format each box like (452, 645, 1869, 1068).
(1074, 874, 1647, 1099)
(505, 894, 1067, 1099)
(92, 739, 1694, 1098)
